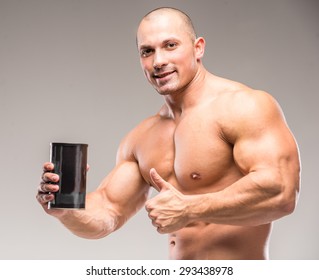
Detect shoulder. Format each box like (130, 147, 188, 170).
(206, 75, 278, 110)
(213, 76, 278, 111)
(228, 88, 282, 120)
(116, 110, 164, 163)
(213, 80, 286, 142)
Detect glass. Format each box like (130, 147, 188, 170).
(48, 142, 88, 209)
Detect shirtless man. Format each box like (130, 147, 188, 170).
(37, 7, 300, 259)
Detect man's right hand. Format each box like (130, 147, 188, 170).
(36, 162, 66, 217)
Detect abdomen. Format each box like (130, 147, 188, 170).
(169, 222, 272, 260)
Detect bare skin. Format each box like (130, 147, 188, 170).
(37, 8, 300, 260)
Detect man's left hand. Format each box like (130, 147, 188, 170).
(145, 168, 191, 234)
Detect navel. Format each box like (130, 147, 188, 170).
(190, 172, 201, 180)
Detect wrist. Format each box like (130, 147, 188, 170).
(184, 193, 208, 223)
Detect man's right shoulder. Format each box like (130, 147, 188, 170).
(116, 112, 163, 161)
(133, 113, 163, 135)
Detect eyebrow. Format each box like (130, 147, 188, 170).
(139, 44, 152, 50)
(139, 37, 181, 50)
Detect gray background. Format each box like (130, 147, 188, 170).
(1, 0, 318, 259)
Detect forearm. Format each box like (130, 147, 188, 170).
(187, 169, 298, 226)
(57, 191, 122, 239)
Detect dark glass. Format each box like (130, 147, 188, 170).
(48, 143, 88, 209)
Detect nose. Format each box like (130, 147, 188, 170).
(153, 50, 168, 70)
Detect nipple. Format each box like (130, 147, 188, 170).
(190, 172, 201, 180)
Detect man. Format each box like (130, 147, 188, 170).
(37, 7, 300, 259)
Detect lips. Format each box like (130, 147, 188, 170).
(153, 70, 176, 79)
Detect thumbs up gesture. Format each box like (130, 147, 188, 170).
(145, 168, 192, 234)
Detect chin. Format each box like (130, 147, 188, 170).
(156, 89, 172, 96)
(154, 84, 181, 96)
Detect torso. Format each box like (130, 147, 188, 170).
(132, 76, 272, 259)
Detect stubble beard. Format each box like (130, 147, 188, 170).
(152, 74, 182, 96)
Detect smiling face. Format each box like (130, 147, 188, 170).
(137, 10, 204, 96)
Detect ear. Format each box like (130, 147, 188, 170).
(194, 37, 205, 60)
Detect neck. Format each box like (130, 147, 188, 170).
(163, 66, 208, 119)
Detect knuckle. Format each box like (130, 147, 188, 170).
(40, 182, 49, 192)
(38, 182, 46, 192)
(38, 182, 58, 193)
(145, 202, 152, 211)
(42, 172, 58, 183)
(157, 226, 165, 234)
(41, 173, 48, 182)
(36, 193, 46, 204)
(43, 162, 54, 171)
(44, 173, 52, 181)
(148, 212, 155, 220)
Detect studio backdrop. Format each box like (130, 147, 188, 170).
(1, 0, 318, 259)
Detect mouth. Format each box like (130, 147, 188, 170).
(153, 70, 176, 79)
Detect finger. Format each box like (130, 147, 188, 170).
(155, 222, 170, 234)
(150, 215, 162, 230)
(157, 227, 170, 234)
(157, 226, 166, 234)
(38, 182, 59, 193)
(147, 209, 156, 220)
(151, 219, 158, 227)
(36, 192, 54, 205)
(144, 196, 155, 210)
(43, 162, 54, 172)
(42, 172, 59, 183)
(149, 168, 169, 192)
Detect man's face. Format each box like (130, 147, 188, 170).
(137, 13, 199, 96)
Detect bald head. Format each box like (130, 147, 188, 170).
(137, 7, 197, 44)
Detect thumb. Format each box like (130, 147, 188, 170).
(150, 168, 169, 192)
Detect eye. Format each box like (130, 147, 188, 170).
(166, 42, 178, 49)
(140, 48, 154, 57)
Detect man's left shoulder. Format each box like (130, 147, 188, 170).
(213, 78, 274, 106)
(219, 85, 285, 130)
(229, 86, 282, 116)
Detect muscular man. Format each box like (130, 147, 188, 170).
(37, 7, 300, 259)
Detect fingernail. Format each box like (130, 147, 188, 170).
(46, 163, 54, 170)
(52, 175, 58, 181)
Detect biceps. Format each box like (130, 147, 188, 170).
(98, 161, 150, 218)
(233, 128, 300, 214)
(233, 128, 299, 177)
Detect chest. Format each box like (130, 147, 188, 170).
(136, 114, 237, 193)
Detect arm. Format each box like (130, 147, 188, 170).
(193, 91, 301, 225)
(60, 160, 149, 239)
(146, 91, 300, 232)
(37, 136, 149, 239)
